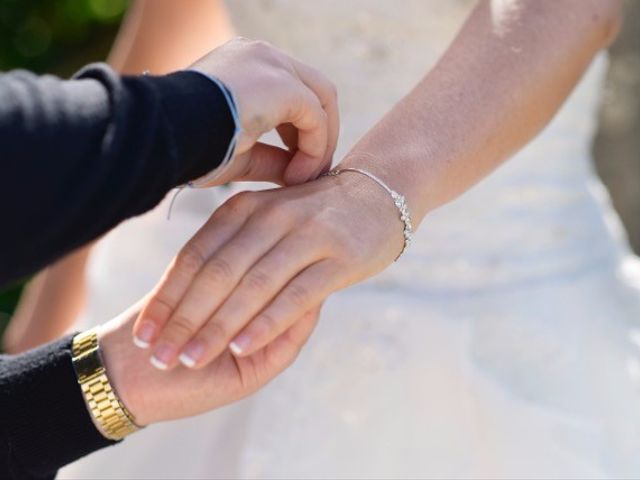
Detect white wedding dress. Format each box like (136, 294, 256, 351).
(61, 1, 640, 478)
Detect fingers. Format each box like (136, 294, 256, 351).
(132, 193, 254, 351)
(284, 83, 329, 185)
(260, 304, 322, 373)
(230, 260, 340, 357)
(228, 305, 321, 395)
(276, 123, 298, 152)
(285, 59, 339, 185)
(234, 142, 293, 185)
(149, 227, 282, 370)
(190, 38, 338, 186)
(177, 231, 323, 368)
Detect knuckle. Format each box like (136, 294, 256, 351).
(202, 256, 234, 285)
(144, 295, 175, 325)
(255, 311, 278, 335)
(284, 283, 311, 309)
(223, 191, 255, 214)
(202, 320, 229, 344)
(175, 243, 206, 275)
(249, 39, 279, 60)
(306, 102, 326, 128)
(311, 110, 329, 135)
(252, 39, 272, 50)
(165, 315, 196, 341)
(241, 269, 273, 293)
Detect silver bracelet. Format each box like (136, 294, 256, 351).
(322, 167, 413, 261)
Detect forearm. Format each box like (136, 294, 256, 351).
(342, 0, 621, 226)
(109, 0, 233, 74)
(3, 246, 92, 354)
(0, 65, 235, 288)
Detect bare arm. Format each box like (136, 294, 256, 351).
(108, 0, 234, 74)
(4, 0, 234, 353)
(343, 0, 622, 224)
(133, 0, 624, 368)
(3, 247, 92, 353)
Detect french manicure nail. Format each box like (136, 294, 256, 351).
(179, 341, 205, 368)
(150, 356, 168, 370)
(133, 323, 156, 349)
(150, 344, 174, 370)
(178, 353, 196, 368)
(229, 334, 251, 356)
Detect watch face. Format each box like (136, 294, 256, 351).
(72, 331, 104, 382)
(73, 348, 105, 383)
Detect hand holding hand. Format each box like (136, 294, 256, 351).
(99, 298, 320, 426)
(191, 37, 339, 186)
(132, 169, 406, 370)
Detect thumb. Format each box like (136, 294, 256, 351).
(235, 142, 294, 186)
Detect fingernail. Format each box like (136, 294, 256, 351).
(229, 334, 251, 356)
(150, 344, 174, 370)
(133, 323, 156, 349)
(150, 356, 168, 370)
(179, 340, 205, 368)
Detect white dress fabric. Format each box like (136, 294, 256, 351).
(61, 1, 640, 478)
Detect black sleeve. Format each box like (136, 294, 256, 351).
(0, 63, 235, 289)
(0, 334, 115, 480)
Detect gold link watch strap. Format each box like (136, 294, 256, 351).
(72, 328, 140, 440)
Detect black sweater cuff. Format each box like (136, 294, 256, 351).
(148, 70, 236, 186)
(0, 334, 114, 479)
(74, 65, 236, 189)
(0, 64, 237, 289)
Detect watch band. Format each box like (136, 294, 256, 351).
(72, 328, 140, 440)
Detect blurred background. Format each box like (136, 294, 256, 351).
(0, 0, 639, 343)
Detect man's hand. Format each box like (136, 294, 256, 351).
(98, 298, 320, 426)
(191, 37, 339, 186)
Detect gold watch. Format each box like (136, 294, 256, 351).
(72, 328, 140, 440)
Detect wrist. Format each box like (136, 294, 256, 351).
(72, 328, 141, 440)
(143, 70, 237, 187)
(322, 167, 411, 261)
(97, 317, 150, 427)
(338, 151, 428, 229)
(181, 70, 241, 188)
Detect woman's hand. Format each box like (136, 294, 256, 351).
(191, 37, 339, 186)
(99, 298, 321, 426)
(133, 170, 405, 369)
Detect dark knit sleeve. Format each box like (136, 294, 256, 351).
(0, 63, 235, 289)
(0, 334, 115, 479)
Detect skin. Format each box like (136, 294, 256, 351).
(97, 298, 321, 428)
(190, 38, 339, 187)
(3, 1, 338, 353)
(133, 0, 623, 370)
(3, 248, 91, 353)
(4, 2, 334, 438)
